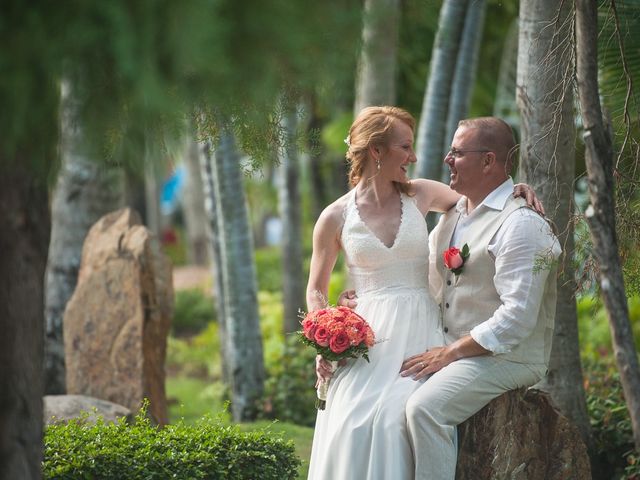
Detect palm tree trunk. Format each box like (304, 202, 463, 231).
(0, 161, 50, 480)
(45, 81, 123, 394)
(212, 131, 265, 422)
(516, 0, 592, 445)
(183, 135, 210, 266)
(575, 0, 640, 450)
(441, 0, 487, 183)
(307, 97, 328, 220)
(278, 110, 305, 334)
(416, 0, 468, 181)
(199, 139, 228, 383)
(354, 0, 401, 113)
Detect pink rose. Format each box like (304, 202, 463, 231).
(443, 247, 464, 270)
(314, 326, 330, 347)
(329, 331, 350, 354)
(302, 318, 317, 340)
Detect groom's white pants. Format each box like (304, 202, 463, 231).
(405, 356, 546, 480)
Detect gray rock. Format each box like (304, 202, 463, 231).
(44, 395, 132, 425)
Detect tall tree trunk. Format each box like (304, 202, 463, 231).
(144, 148, 162, 237)
(211, 131, 265, 422)
(307, 97, 328, 220)
(279, 110, 306, 334)
(516, 0, 592, 445)
(441, 0, 487, 183)
(45, 81, 123, 394)
(0, 162, 50, 480)
(415, 0, 468, 181)
(199, 139, 229, 383)
(354, 0, 400, 113)
(575, 0, 640, 450)
(493, 19, 520, 125)
(182, 135, 210, 266)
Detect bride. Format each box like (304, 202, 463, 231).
(305, 106, 538, 479)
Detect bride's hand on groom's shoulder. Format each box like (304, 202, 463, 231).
(513, 183, 545, 216)
(338, 290, 358, 309)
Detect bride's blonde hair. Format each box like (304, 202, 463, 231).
(346, 106, 415, 194)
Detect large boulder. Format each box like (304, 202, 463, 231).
(456, 388, 591, 480)
(64, 208, 173, 425)
(44, 395, 132, 425)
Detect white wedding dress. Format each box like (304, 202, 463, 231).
(307, 190, 444, 480)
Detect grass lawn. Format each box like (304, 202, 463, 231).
(167, 376, 314, 479)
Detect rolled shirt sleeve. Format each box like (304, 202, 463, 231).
(470, 209, 561, 354)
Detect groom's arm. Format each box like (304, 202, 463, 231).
(401, 210, 560, 380)
(468, 210, 560, 354)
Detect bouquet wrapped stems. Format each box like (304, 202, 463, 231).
(316, 360, 338, 410)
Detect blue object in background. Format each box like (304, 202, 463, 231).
(160, 166, 186, 215)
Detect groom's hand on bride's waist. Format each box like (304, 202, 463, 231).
(338, 290, 358, 308)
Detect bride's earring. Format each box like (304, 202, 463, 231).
(376, 158, 381, 171)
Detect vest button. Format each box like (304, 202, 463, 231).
(447, 280, 452, 286)
(445, 303, 449, 308)
(444, 327, 449, 333)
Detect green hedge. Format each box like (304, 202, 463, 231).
(44, 411, 300, 479)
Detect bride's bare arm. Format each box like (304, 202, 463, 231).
(412, 179, 461, 215)
(306, 204, 343, 312)
(412, 179, 545, 215)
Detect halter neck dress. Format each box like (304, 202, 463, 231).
(307, 189, 444, 480)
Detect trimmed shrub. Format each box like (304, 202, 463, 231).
(44, 410, 300, 479)
(173, 288, 217, 336)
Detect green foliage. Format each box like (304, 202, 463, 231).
(2, 0, 363, 172)
(167, 321, 221, 380)
(577, 295, 640, 361)
(261, 336, 318, 427)
(327, 269, 347, 305)
(167, 377, 229, 424)
(321, 112, 354, 156)
(259, 290, 286, 366)
(172, 288, 217, 336)
(43, 409, 301, 479)
(255, 247, 284, 292)
(584, 357, 638, 480)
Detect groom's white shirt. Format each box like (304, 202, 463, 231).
(428, 178, 561, 355)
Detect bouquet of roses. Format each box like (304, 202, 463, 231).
(298, 306, 375, 410)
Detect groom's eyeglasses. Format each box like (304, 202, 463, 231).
(446, 148, 490, 159)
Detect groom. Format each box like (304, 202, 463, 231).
(399, 117, 560, 479)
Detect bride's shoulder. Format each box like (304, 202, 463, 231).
(318, 193, 350, 224)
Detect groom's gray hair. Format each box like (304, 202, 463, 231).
(457, 117, 516, 166)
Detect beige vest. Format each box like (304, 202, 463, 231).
(432, 196, 556, 365)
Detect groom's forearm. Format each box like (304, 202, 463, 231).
(448, 335, 491, 361)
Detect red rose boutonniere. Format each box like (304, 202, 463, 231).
(443, 243, 470, 276)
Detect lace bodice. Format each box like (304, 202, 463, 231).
(341, 189, 430, 295)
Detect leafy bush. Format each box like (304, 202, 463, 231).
(173, 288, 217, 336)
(578, 295, 640, 360)
(584, 357, 638, 479)
(44, 410, 300, 480)
(167, 321, 221, 380)
(261, 335, 318, 427)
